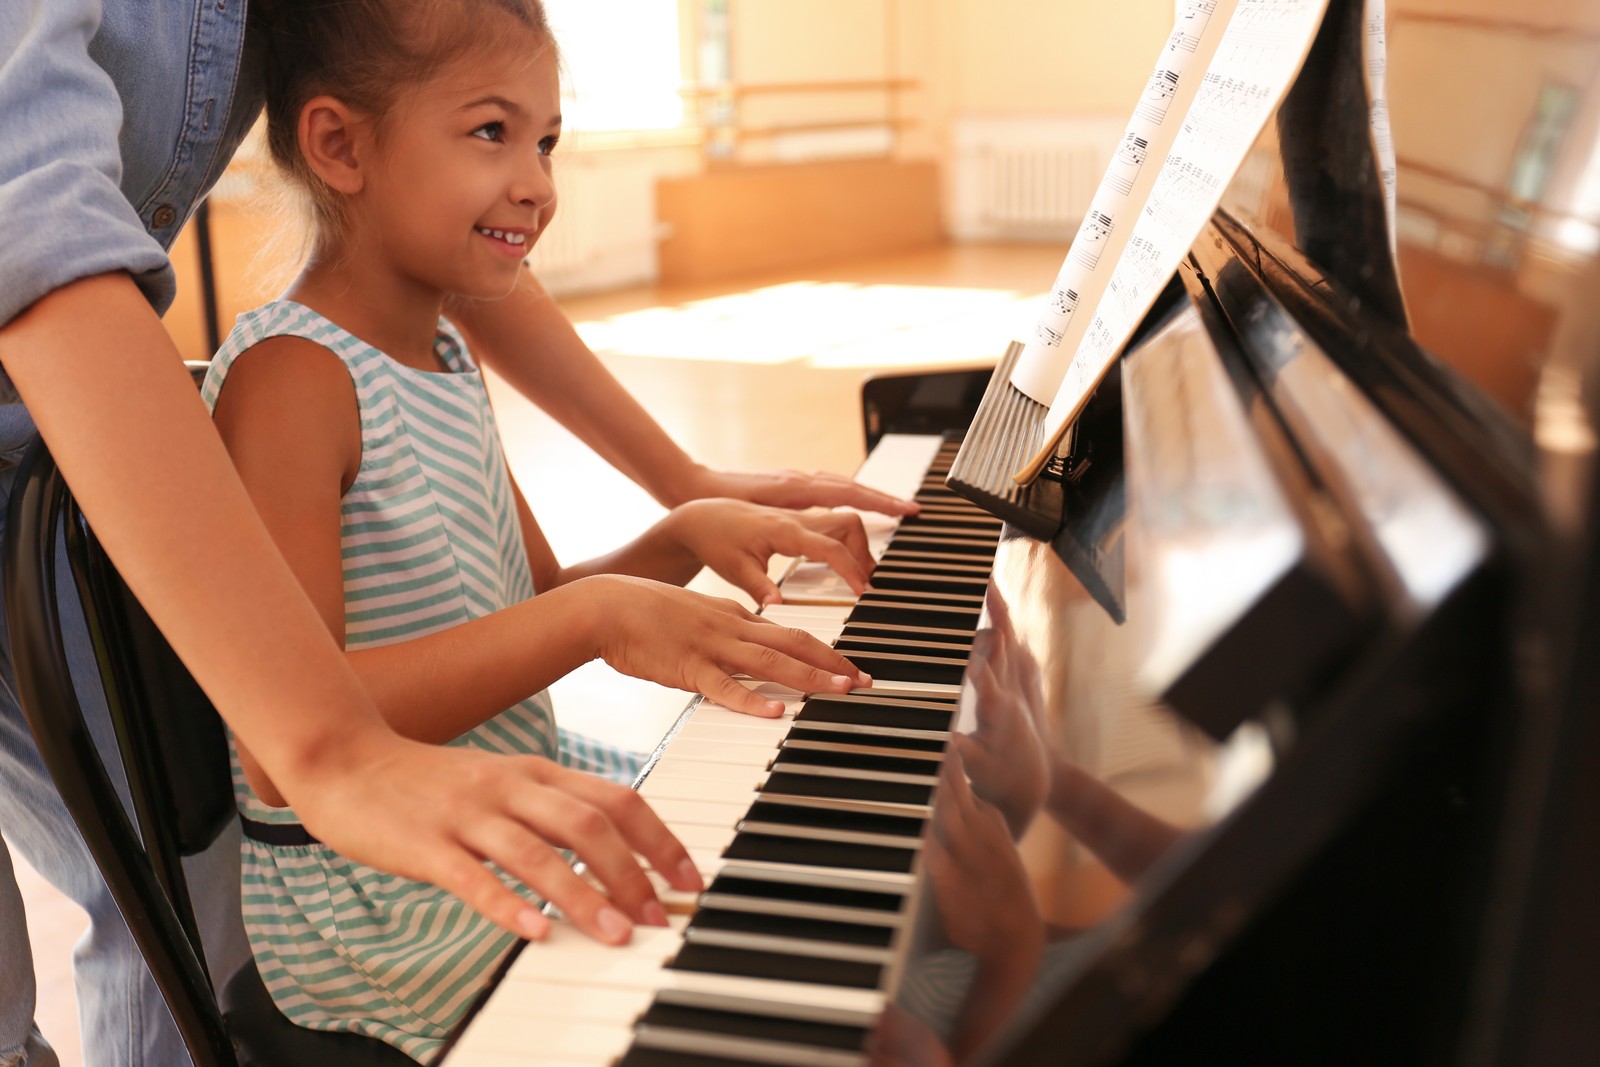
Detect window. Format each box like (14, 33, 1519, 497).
(544, 0, 686, 132)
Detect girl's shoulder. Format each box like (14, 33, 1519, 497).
(202, 302, 362, 416)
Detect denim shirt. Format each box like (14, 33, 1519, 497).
(0, 0, 261, 447)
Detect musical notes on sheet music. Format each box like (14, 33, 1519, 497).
(1008, 0, 1242, 404)
(1009, 0, 1334, 485)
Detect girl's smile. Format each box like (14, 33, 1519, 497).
(475, 226, 532, 255)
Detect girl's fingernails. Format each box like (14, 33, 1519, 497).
(595, 906, 632, 944)
(675, 858, 704, 888)
(641, 900, 669, 927)
(766, 699, 785, 715)
(518, 907, 549, 940)
(831, 674, 853, 689)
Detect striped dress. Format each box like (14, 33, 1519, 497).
(202, 300, 643, 1062)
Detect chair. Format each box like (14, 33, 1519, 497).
(2, 375, 415, 1066)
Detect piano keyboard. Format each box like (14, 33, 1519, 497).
(444, 434, 1005, 1067)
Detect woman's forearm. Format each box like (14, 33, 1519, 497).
(0, 274, 391, 801)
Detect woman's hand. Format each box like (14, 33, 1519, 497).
(280, 734, 703, 947)
(666, 499, 876, 606)
(581, 574, 870, 715)
(677, 465, 919, 518)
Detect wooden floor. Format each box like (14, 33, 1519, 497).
(11, 240, 1062, 1065)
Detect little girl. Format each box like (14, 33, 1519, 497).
(206, 0, 876, 1058)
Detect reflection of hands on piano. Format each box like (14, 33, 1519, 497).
(664, 498, 875, 606)
(926, 748, 1046, 1061)
(584, 575, 869, 717)
(676, 464, 921, 517)
(952, 590, 1052, 838)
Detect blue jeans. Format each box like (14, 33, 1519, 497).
(0, 464, 248, 1067)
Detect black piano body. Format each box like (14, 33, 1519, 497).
(910, 1, 1600, 1064)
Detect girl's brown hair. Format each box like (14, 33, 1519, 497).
(249, 0, 553, 236)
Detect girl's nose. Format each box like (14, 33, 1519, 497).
(514, 155, 556, 210)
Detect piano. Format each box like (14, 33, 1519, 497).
(442, 0, 1600, 1063)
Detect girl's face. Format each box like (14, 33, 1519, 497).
(350, 37, 560, 301)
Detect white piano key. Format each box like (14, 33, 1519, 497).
(639, 771, 763, 805)
(852, 433, 945, 501)
(644, 755, 769, 783)
(472, 979, 655, 1024)
(673, 720, 790, 746)
(666, 737, 784, 765)
(450, 1018, 634, 1063)
(649, 795, 750, 829)
(632, 1024, 868, 1067)
(668, 821, 739, 852)
(685, 702, 798, 730)
(654, 970, 887, 1028)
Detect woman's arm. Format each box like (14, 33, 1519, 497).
(448, 272, 918, 514)
(0, 275, 700, 944)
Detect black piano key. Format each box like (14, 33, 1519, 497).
(744, 799, 924, 838)
(836, 650, 967, 686)
(832, 633, 973, 657)
(771, 746, 940, 778)
(638, 1003, 871, 1053)
(706, 874, 905, 914)
(845, 598, 982, 629)
(863, 570, 990, 595)
(689, 907, 897, 949)
(669, 943, 883, 990)
(797, 696, 954, 732)
(874, 550, 994, 573)
(883, 533, 997, 556)
(617, 1048, 771, 1067)
(839, 621, 979, 645)
(761, 771, 934, 806)
(785, 726, 947, 753)
(722, 831, 918, 873)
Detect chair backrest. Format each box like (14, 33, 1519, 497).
(3, 427, 238, 1065)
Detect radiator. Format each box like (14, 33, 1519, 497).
(949, 117, 1126, 243)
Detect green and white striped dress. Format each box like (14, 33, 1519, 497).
(202, 301, 643, 1062)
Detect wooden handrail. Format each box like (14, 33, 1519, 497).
(681, 78, 919, 98)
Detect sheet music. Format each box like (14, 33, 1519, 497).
(1366, 0, 1398, 255)
(1009, 0, 1334, 485)
(1010, 0, 1237, 402)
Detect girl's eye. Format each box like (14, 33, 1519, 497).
(472, 122, 506, 143)
(538, 135, 559, 156)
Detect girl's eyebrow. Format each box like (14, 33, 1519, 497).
(459, 95, 563, 128)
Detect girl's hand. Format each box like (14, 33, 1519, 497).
(583, 574, 870, 715)
(678, 466, 919, 518)
(667, 499, 875, 606)
(286, 736, 703, 947)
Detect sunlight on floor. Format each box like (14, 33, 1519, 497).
(572, 280, 1046, 369)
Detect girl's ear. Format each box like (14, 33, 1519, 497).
(298, 95, 370, 195)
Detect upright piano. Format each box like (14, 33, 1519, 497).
(443, 0, 1600, 1063)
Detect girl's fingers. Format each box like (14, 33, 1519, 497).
(559, 772, 704, 897)
(700, 666, 787, 716)
(795, 529, 869, 593)
(419, 838, 552, 941)
(736, 622, 867, 689)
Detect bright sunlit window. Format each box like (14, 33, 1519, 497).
(544, 0, 686, 131)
